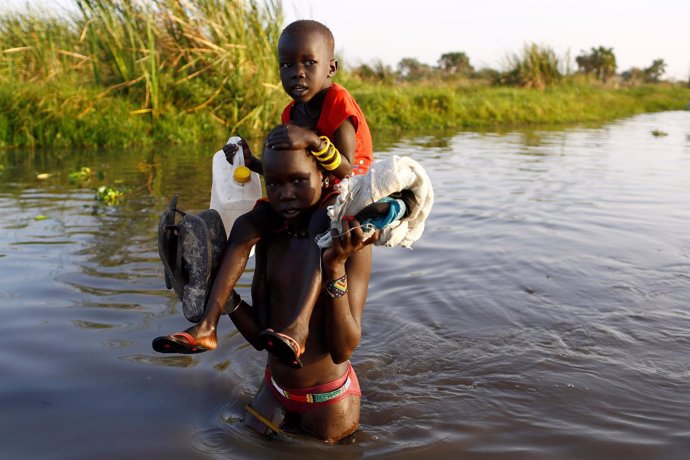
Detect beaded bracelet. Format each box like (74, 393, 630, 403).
(325, 274, 348, 298)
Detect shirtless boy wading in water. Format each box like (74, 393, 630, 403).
(213, 139, 376, 441)
(153, 19, 383, 441)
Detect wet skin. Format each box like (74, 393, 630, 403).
(164, 29, 358, 363)
(255, 29, 358, 351)
(234, 147, 373, 441)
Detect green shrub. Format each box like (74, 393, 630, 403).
(500, 43, 562, 89)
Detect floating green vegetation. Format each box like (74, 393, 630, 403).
(68, 166, 124, 205)
(95, 185, 124, 205)
(651, 129, 668, 137)
(67, 166, 93, 182)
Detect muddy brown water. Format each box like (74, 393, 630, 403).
(1, 111, 689, 459)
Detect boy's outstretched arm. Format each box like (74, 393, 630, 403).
(320, 217, 375, 363)
(195, 212, 265, 348)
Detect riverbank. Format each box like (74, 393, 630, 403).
(2, 79, 688, 149)
(351, 81, 690, 131)
(1, 0, 688, 148)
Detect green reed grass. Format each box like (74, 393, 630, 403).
(1, 3, 689, 148)
(1, 0, 286, 147)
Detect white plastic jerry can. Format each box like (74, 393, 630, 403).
(210, 136, 263, 238)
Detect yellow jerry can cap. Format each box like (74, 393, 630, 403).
(233, 165, 251, 184)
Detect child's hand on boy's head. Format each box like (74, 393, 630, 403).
(265, 123, 321, 152)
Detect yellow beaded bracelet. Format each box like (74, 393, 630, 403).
(321, 149, 342, 171)
(316, 145, 337, 162)
(315, 148, 334, 160)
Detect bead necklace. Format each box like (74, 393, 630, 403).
(286, 228, 309, 239)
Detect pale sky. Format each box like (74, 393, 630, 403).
(3, 0, 689, 80)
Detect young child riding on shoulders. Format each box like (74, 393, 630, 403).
(236, 19, 372, 184)
(154, 20, 373, 367)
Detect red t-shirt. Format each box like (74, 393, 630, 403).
(281, 83, 373, 175)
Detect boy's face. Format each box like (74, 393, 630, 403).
(278, 30, 337, 103)
(263, 147, 323, 222)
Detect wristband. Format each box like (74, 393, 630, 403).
(309, 136, 342, 171)
(325, 274, 348, 298)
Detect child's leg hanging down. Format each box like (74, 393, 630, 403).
(189, 205, 280, 344)
(259, 207, 330, 368)
(258, 194, 412, 366)
(153, 205, 276, 353)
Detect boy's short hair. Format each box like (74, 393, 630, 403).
(281, 20, 335, 58)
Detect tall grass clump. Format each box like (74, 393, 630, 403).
(0, 0, 285, 147)
(500, 43, 562, 89)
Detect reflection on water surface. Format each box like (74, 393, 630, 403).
(1, 111, 689, 459)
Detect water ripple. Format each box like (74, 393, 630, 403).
(2, 113, 690, 457)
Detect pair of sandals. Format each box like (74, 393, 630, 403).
(154, 196, 304, 368)
(153, 329, 304, 369)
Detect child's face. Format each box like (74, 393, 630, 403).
(278, 30, 337, 103)
(263, 147, 323, 222)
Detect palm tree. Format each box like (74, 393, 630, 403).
(576, 46, 617, 82)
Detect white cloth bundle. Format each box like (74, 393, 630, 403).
(316, 155, 434, 249)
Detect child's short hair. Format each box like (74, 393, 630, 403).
(281, 20, 335, 58)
